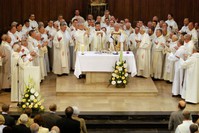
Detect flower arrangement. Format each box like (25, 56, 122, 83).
(109, 51, 129, 88)
(21, 78, 44, 112)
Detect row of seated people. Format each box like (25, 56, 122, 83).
(1, 101, 199, 133)
(0, 104, 87, 133)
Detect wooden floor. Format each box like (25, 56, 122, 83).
(1, 73, 199, 113)
(56, 75, 158, 96)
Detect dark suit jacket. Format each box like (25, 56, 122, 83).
(56, 117, 80, 133)
(168, 110, 184, 131)
(2, 113, 15, 127)
(13, 124, 31, 133)
(42, 112, 62, 129)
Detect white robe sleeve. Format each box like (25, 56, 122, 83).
(53, 32, 61, 48)
(179, 57, 194, 69)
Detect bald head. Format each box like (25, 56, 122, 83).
(184, 34, 191, 43)
(1, 34, 8, 41)
(183, 111, 191, 120)
(172, 35, 178, 42)
(178, 100, 186, 110)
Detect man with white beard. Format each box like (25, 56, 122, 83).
(151, 29, 166, 79)
(29, 14, 38, 30)
(136, 27, 151, 78)
(109, 23, 125, 51)
(90, 22, 106, 51)
(168, 40, 186, 96)
(163, 35, 178, 82)
(180, 47, 199, 103)
(165, 13, 178, 32)
(11, 42, 33, 102)
(53, 22, 72, 75)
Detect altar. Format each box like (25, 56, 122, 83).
(74, 51, 137, 84)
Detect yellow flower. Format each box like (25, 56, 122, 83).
(34, 104, 38, 108)
(116, 66, 119, 69)
(22, 104, 26, 109)
(123, 80, 127, 84)
(116, 76, 119, 79)
(38, 102, 41, 106)
(33, 99, 37, 103)
(22, 99, 26, 102)
(124, 69, 127, 72)
(122, 76, 125, 80)
(40, 106, 44, 110)
(25, 94, 29, 98)
(112, 77, 115, 81)
(29, 105, 33, 108)
(114, 70, 118, 73)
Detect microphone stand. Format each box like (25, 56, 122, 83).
(16, 57, 21, 107)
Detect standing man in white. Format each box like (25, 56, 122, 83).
(53, 22, 72, 75)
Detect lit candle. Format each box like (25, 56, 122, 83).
(81, 44, 85, 55)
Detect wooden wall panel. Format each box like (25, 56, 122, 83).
(0, 0, 199, 36)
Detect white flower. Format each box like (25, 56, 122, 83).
(26, 103, 29, 106)
(30, 95, 35, 100)
(111, 81, 116, 85)
(34, 92, 39, 97)
(112, 73, 116, 77)
(117, 81, 122, 84)
(30, 88, 35, 94)
(125, 73, 128, 77)
(123, 63, 127, 68)
(116, 61, 121, 66)
(118, 67, 123, 71)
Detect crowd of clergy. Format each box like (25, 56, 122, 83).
(0, 10, 199, 103)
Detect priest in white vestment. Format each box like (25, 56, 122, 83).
(90, 22, 106, 51)
(11, 43, 33, 102)
(168, 40, 186, 96)
(163, 35, 178, 82)
(39, 26, 50, 73)
(179, 18, 189, 33)
(109, 23, 125, 51)
(128, 27, 141, 55)
(53, 22, 71, 75)
(180, 47, 199, 103)
(151, 29, 166, 79)
(22, 20, 32, 38)
(187, 22, 198, 46)
(27, 30, 40, 67)
(0, 35, 12, 90)
(136, 28, 151, 78)
(36, 33, 48, 80)
(29, 14, 38, 30)
(165, 13, 178, 32)
(15, 24, 24, 41)
(7, 26, 18, 46)
(74, 23, 90, 52)
(71, 10, 85, 23)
